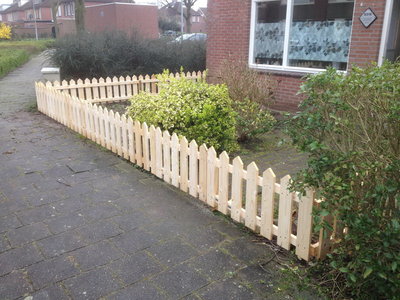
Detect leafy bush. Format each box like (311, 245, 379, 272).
(50, 31, 206, 80)
(0, 23, 12, 40)
(218, 59, 276, 141)
(287, 62, 400, 299)
(127, 71, 238, 152)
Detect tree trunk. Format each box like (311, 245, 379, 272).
(51, 2, 59, 38)
(75, 0, 85, 35)
(185, 4, 192, 33)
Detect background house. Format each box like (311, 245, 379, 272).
(1, 0, 158, 38)
(206, 0, 398, 111)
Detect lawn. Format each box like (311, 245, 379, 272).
(0, 39, 53, 78)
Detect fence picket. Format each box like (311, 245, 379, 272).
(92, 78, 99, 100)
(84, 79, 92, 100)
(189, 140, 199, 197)
(180, 137, 189, 192)
(121, 114, 128, 159)
(126, 76, 132, 97)
(163, 131, 171, 183)
(115, 112, 122, 156)
(260, 168, 276, 240)
(231, 157, 244, 222)
(99, 78, 106, 100)
(245, 162, 259, 231)
(119, 76, 126, 98)
(207, 147, 217, 208)
(77, 79, 84, 99)
(150, 125, 157, 174)
(128, 117, 135, 163)
(106, 77, 112, 99)
(109, 110, 116, 153)
(198, 144, 208, 202)
(134, 121, 142, 167)
(218, 151, 229, 214)
(142, 123, 150, 171)
(296, 189, 314, 260)
(113, 77, 120, 100)
(277, 175, 293, 250)
(70, 79, 77, 98)
(155, 127, 163, 178)
(171, 133, 180, 187)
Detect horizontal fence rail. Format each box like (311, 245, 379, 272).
(49, 72, 206, 104)
(35, 77, 334, 261)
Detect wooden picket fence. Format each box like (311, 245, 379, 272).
(35, 76, 334, 261)
(50, 72, 206, 104)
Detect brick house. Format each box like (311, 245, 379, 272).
(1, 0, 158, 39)
(206, 0, 399, 111)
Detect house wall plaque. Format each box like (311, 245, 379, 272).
(360, 8, 377, 28)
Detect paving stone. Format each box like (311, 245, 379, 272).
(7, 222, 51, 247)
(198, 278, 261, 300)
(181, 226, 226, 252)
(107, 281, 168, 300)
(64, 266, 122, 300)
(27, 255, 79, 289)
(16, 205, 58, 225)
(28, 284, 70, 300)
(151, 263, 209, 299)
(28, 190, 67, 207)
(52, 197, 91, 214)
(37, 231, 87, 258)
(78, 219, 123, 243)
(236, 264, 277, 296)
(148, 238, 200, 267)
(188, 248, 244, 280)
(108, 251, 163, 285)
(70, 241, 123, 271)
(111, 211, 155, 231)
(0, 214, 22, 233)
(45, 211, 86, 234)
(221, 237, 270, 264)
(0, 244, 43, 276)
(111, 229, 158, 254)
(0, 234, 10, 253)
(0, 270, 33, 299)
(210, 220, 247, 239)
(79, 203, 121, 222)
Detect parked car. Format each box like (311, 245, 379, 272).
(173, 33, 207, 42)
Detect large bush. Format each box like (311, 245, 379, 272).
(287, 62, 400, 299)
(50, 31, 206, 80)
(127, 71, 238, 152)
(218, 59, 276, 141)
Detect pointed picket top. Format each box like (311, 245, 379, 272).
(192, 71, 197, 77)
(186, 71, 191, 78)
(150, 124, 156, 132)
(207, 146, 217, 160)
(46, 81, 52, 87)
(132, 75, 138, 81)
(156, 126, 162, 136)
(99, 77, 105, 83)
(106, 77, 112, 82)
(232, 156, 243, 167)
(145, 74, 150, 80)
(103, 107, 108, 115)
(219, 151, 229, 163)
(119, 76, 125, 82)
(163, 130, 171, 142)
(247, 161, 259, 173)
(171, 132, 179, 144)
(109, 109, 114, 118)
(121, 114, 127, 123)
(199, 143, 208, 153)
(53, 80, 60, 87)
(69, 79, 76, 86)
(138, 75, 144, 80)
(169, 72, 175, 79)
(280, 174, 291, 185)
(111, 76, 118, 82)
(263, 168, 276, 180)
(93, 103, 98, 111)
(128, 115, 134, 124)
(189, 139, 198, 150)
(92, 78, 98, 84)
(142, 122, 148, 130)
(125, 75, 131, 81)
(180, 136, 188, 146)
(175, 72, 180, 78)
(115, 112, 121, 121)
(84, 78, 90, 84)
(197, 71, 203, 77)
(151, 74, 156, 80)
(77, 79, 83, 84)
(134, 120, 141, 128)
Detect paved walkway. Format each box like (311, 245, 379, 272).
(0, 55, 315, 300)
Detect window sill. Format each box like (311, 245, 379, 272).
(248, 63, 347, 77)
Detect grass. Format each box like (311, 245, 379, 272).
(0, 39, 54, 78)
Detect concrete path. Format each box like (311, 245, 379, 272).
(0, 55, 314, 300)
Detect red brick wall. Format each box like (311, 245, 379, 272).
(85, 4, 158, 39)
(207, 0, 387, 111)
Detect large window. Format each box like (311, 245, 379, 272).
(250, 0, 355, 71)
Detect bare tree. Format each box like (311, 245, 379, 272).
(160, 0, 198, 33)
(50, 0, 60, 38)
(75, 0, 85, 35)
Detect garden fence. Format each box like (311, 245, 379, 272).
(35, 73, 334, 261)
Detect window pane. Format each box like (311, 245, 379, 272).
(253, 1, 287, 66)
(288, 0, 354, 70)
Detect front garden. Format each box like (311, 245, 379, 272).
(44, 32, 399, 300)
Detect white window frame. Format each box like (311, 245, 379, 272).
(378, 0, 394, 65)
(248, 0, 353, 74)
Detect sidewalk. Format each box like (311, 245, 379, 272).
(0, 54, 316, 300)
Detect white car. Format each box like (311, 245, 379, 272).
(174, 33, 207, 42)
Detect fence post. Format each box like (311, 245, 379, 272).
(150, 125, 157, 175)
(218, 151, 229, 214)
(296, 189, 314, 261)
(198, 144, 208, 202)
(245, 162, 259, 231)
(171, 133, 180, 187)
(155, 127, 163, 178)
(260, 168, 276, 240)
(189, 140, 199, 198)
(134, 121, 142, 167)
(207, 147, 217, 208)
(180, 137, 189, 193)
(142, 123, 150, 171)
(163, 130, 171, 183)
(231, 156, 244, 222)
(277, 175, 293, 250)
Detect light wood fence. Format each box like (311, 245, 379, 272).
(35, 78, 334, 261)
(50, 72, 206, 104)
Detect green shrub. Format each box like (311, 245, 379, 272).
(218, 59, 276, 141)
(50, 31, 206, 80)
(287, 62, 400, 299)
(127, 71, 238, 152)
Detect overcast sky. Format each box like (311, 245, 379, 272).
(0, 0, 208, 7)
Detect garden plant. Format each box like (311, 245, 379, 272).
(287, 62, 400, 299)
